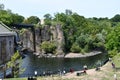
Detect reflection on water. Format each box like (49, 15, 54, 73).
(20, 53, 108, 77)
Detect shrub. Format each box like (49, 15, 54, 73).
(41, 41, 56, 54)
(70, 43, 81, 53)
(83, 45, 90, 53)
(108, 48, 118, 58)
(80, 49, 85, 54)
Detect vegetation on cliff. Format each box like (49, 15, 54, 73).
(40, 41, 56, 54)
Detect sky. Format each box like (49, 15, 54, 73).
(0, 0, 120, 19)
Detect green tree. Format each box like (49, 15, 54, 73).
(108, 48, 118, 58)
(44, 13, 52, 25)
(54, 13, 67, 23)
(70, 43, 81, 53)
(7, 51, 25, 78)
(0, 4, 24, 26)
(24, 16, 40, 24)
(0, 4, 4, 10)
(0, 10, 13, 25)
(65, 9, 72, 15)
(11, 13, 24, 24)
(111, 14, 120, 22)
(105, 24, 120, 51)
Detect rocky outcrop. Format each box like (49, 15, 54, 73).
(48, 24, 65, 56)
(20, 29, 34, 51)
(20, 24, 65, 56)
(35, 25, 51, 53)
(55, 24, 65, 55)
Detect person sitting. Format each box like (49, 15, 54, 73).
(70, 68, 74, 73)
(83, 69, 86, 74)
(95, 67, 100, 71)
(83, 65, 88, 70)
(63, 70, 66, 75)
(34, 71, 37, 77)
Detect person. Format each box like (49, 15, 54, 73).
(27, 77, 31, 80)
(59, 71, 62, 76)
(83, 65, 87, 70)
(114, 74, 117, 80)
(95, 67, 100, 71)
(109, 57, 112, 62)
(111, 62, 115, 68)
(63, 70, 66, 75)
(83, 65, 87, 74)
(70, 68, 74, 73)
(83, 69, 86, 74)
(34, 71, 37, 77)
(43, 71, 46, 76)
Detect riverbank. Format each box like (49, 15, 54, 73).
(62, 54, 120, 80)
(40, 53, 120, 80)
(4, 61, 120, 80)
(4, 53, 120, 80)
(34, 51, 103, 58)
(65, 51, 102, 58)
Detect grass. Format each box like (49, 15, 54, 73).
(113, 53, 120, 68)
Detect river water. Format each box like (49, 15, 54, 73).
(20, 52, 108, 77)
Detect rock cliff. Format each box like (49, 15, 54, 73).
(20, 24, 65, 56)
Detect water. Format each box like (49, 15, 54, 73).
(20, 53, 108, 77)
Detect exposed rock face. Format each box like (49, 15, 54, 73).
(55, 24, 65, 55)
(50, 24, 65, 56)
(20, 24, 65, 56)
(20, 29, 34, 51)
(35, 25, 51, 53)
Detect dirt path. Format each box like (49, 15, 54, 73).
(39, 61, 120, 80)
(59, 61, 120, 80)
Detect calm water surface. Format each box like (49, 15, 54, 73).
(20, 53, 108, 77)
